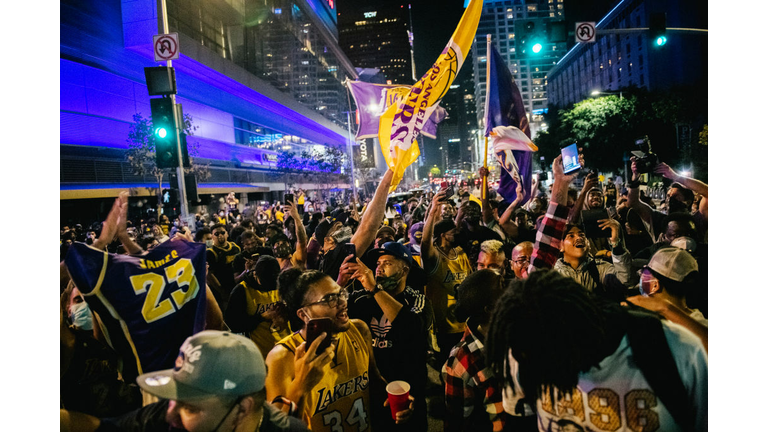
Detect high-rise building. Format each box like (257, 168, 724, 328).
(60, 0, 359, 221)
(338, 3, 416, 85)
(546, 0, 707, 107)
(471, 0, 568, 147)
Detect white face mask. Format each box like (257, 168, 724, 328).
(205, 240, 214, 248)
(69, 302, 94, 331)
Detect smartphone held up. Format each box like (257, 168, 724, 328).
(560, 143, 581, 175)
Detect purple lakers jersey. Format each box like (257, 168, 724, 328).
(65, 241, 207, 382)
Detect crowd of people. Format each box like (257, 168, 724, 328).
(60, 154, 708, 431)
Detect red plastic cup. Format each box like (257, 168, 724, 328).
(386, 380, 410, 420)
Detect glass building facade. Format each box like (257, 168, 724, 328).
(60, 0, 358, 200)
(471, 0, 567, 140)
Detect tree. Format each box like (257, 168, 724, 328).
(126, 113, 209, 216)
(271, 146, 350, 200)
(534, 87, 707, 173)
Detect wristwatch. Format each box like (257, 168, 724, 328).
(608, 238, 620, 249)
(371, 284, 383, 295)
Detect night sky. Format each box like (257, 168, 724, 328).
(338, 0, 467, 77)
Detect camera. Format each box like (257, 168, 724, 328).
(631, 136, 659, 174)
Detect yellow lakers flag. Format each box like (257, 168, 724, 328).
(378, 0, 483, 191)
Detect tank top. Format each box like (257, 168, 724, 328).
(278, 324, 371, 431)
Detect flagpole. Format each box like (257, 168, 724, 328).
(482, 34, 491, 201)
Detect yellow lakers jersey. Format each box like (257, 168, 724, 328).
(242, 282, 291, 358)
(278, 324, 371, 431)
(425, 247, 472, 334)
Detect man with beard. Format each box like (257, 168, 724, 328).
(454, 200, 501, 266)
(627, 158, 708, 242)
(344, 242, 434, 431)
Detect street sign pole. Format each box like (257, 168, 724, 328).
(158, 0, 189, 221)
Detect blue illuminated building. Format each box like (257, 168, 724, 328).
(546, 0, 707, 107)
(60, 0, 358, 217)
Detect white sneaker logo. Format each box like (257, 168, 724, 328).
(224, 380, 237, 390)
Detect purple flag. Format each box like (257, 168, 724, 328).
(346, 80, 445, 139)
(483, 44, 534, 203)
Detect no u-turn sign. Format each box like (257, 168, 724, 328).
(154, 33, 180, 62)
(575, 22, 596, 43)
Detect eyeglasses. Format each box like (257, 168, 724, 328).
(513, 257, 531, 265)
(213, 231, 227, 236)
(302, 289, 349, 309)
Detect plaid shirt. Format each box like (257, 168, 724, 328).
(442, 321, 508, 432)
(530, 201, 569, 272)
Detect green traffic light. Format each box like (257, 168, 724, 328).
(532, 43, 543, 53)
(155, 127, 168, 139)
(655, 36, 667, 46)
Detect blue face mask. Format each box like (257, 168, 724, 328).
(69, 302, 94, 331)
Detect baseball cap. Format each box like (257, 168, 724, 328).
(670, 236, 697, 254)
(409, 222, 424, 242)
(433, 220, 456, 239)
(368, 241, 413, 264)
(647, 247, 698, 282)
(376, 226, 396, 239)
(136, 331, 266, 401)
(314, 220, 331, 242)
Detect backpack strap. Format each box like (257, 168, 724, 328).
(625, 310, 694, 432)
(585, 260, 605, 295)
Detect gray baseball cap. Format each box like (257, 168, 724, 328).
(136, 330, 266, 401)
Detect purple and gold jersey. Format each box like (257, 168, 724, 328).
(65, 241, 207, 382)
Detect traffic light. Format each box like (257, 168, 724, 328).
(649, 13, 667, 47)
(546, 21, 567, 43)
(161, 188, 180, 209)
(150, 97, 179, 169)
(517, 20, 544, 57)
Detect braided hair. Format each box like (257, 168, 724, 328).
(486, 270, 621, 402)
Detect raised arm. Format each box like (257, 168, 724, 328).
(499, 183, 524, 233)
(421, 190, 446, 274)
(529, 154, 577, 272)
(350, 169, 394, 256)
(626, 157, 654, 224)
(568, 172, 598, 224)
(655, 162, 708, 219)
(479, 167, 494, 225)
(286, 199, 308, 268)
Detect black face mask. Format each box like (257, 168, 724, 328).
(667, 198, 688, 213)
